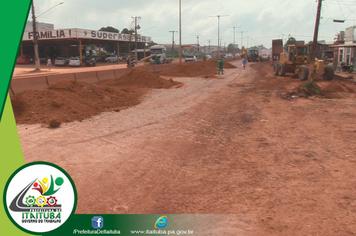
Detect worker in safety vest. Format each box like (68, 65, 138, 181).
(218, 58, 223, 74)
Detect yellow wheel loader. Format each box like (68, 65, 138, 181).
(241, 46, 262, 62)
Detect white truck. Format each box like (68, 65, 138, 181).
(141, 45, 172, 64)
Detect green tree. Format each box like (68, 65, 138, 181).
(227, 44, 234, 53)
(147, 41, 157, 48)
(120, 28, 134, 54)
(119, 28, 146, 55)
(99, 26, 119, 33)
(121, 28, 131, 34)
(99, 26, 120, 53)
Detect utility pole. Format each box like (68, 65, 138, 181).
(132, 16, 141, 64)
(208, 40, 211, 54)
(169, 31, 178, 59)
(229, 26, 240, 59)
(179, 0, 182, 63)
(308, 0, 322, 83)
(30, 2, 64, 71)
(196, 35, 200, 58)
(31, 2, 40, 71)
(240, 30, 247, 50)
(210, 15, 228, 58)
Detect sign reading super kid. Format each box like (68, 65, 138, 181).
(3, 162, 77, 234)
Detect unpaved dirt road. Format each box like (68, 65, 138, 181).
(19, 60, 356, 235)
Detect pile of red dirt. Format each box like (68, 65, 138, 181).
(12, 80, 147, 125)
(12, 70, 182, 125)
(248, 63, 356, 100)
(99, 68, 181, 88)
(160, 59, 237, 77)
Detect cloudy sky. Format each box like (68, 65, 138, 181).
(29, 0, 356, 48)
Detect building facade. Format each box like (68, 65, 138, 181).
(335, 26, 356, 70)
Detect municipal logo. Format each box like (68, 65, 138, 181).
(3, 162, 77, 234)
(154, 215, 167, 228)
(92, 216, 104, 229)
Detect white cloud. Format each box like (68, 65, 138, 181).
(30, 0, 356, 48)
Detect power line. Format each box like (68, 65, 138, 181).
(337, 0, 347, 20)
(341, 0, 356, 18)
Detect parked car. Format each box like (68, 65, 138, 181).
(69, 57, 81, 67)
(226, 53, 232, 58)
(63, 56, 71, 64)
(205, 55, 212, 60)
(105, 54, 119, 62)
(39, 57, 47, 63)
(120, 53, 127, 61)
(185, 55, 197, 62)
(54, 57, 67, 66)
(85, 58, 96, 67)
(16, 56, 31, 64)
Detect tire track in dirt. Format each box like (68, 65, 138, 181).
(18, 60, 356, 235)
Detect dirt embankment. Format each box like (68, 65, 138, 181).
(11, 60, 237, 126)
(11, 68, 182, 125)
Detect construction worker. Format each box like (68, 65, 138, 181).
(243, 58, 247, 70)
(47, 58, 52, 70)
(218, 58, 223, 74)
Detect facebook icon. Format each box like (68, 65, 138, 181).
(91, 216, 104, 229)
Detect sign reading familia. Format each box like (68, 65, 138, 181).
(24, 28, 152, 42)
(27, 29, 70, 40)
(3, 162, 77, 234)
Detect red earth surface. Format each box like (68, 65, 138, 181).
(16, 59, 356, 235)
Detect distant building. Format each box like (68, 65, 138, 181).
(25, 21, 54, 31)
(307, 40, 333, 62)
(200, 45, 218, 55)
(331, 26, 356, 69)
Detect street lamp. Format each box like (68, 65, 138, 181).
(240, 30, 247, 49)
(228, 26, 241, 59)
(37, 2, 64, 18)
(31, 2, 64, 71)
(210, 14, 228, 59)
(179, 0, 182, 63)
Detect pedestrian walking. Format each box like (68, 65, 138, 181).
(242, 58, 247, 70)
(218, 58, 223, 74)
(47, 58, 52, 70)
